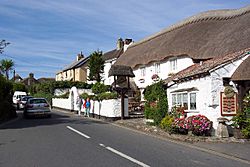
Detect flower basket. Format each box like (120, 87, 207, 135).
(151, 74, 160, 81)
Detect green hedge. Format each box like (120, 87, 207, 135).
(144, 81, 168, 125)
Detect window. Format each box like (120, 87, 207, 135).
(170, 59, 177, 71)
(154, 63, 160, 74)
(140, 67, 146, 77)
(190, 93, 196, 110)
(171, 92, 197, 110)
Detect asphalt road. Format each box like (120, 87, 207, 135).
(0, 110, 249, 167)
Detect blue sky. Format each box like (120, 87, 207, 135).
(0, 0, 249, 79)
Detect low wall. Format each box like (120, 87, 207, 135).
(52, 98, 128, 118)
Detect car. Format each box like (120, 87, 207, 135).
(13, 91, 27, 109)
(23, 98, 51, 118)
(19, 96, 33, 109)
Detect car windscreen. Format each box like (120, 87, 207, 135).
(29, 99, 47, 104)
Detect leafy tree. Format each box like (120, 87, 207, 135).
(0, 59, 14, 80)
(12, 82, 27, 92)
(87, 50, 104, 82)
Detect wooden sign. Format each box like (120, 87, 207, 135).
(220, 92, 237, 116)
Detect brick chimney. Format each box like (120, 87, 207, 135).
(77, 51, 84, 61)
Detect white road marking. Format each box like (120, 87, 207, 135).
(99, 143, 105, 147)
(66, 126, 90, 139)
(106, 146, 150, 167)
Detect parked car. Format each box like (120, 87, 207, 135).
(19, 96, 33, 109)
(13, 91, 27, 109)
(23, 98, 51, 118)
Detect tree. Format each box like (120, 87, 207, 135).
(87, 50, 105, 82)
(0, 59, 14, 80)
(0, 40, 10, 54)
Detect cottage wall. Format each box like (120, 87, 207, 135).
(167, 55, 248, 130)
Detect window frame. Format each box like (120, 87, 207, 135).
(154, 62, 160, 74)
(170, 58, 177, 71)
(171, 91, 197, 111)
(140, 66, 146, 77)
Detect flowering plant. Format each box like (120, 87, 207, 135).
(171, 114, 212, 136)
(151, 74, 160, 81)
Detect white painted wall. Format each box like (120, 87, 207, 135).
(103, 59, 116, 85)
(52, 98, 128, 118)
(167, 55, 248, 130)
(133, 57, 193, 89)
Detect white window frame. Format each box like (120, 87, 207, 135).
(171, 91, 197, 111)
(154, 62, 160, 74)
(170, 58, 177, 71)
(140, 66, 146, 77)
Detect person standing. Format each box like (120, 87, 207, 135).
(76, 96, 83, 116)
(84, 97, 91, 117)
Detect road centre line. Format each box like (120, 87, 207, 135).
(66, 126, 91, 139)
(99, 143, 150, 167)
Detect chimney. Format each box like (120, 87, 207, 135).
(116, 38, 124, 50)
(124, 38, 133, 52)
(29, 73, 34, 78)
(77, 51, 84, 61)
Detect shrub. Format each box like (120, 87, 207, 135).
(144, 81, 168, 125)
(241, 118, 250, 138)
(97, 92, 118, 101)
(55, 91, 69, 98)
(92, 82, 109, 94)
(160, 114, 174, 132)
(172, 118, 188, 134)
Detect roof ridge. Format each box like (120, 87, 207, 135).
(130, 5, 250, 48)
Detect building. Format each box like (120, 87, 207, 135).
(113, 5, 250, 129)
(56, 52, 89, 82)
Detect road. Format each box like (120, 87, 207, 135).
(0, 110, 249, 167)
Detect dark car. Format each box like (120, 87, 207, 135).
(23, 98, 51, 118)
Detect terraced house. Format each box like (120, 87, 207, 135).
(114, 5, 250, 130)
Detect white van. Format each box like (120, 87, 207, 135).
(13, 91, 27, 109)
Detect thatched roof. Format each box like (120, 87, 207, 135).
(164, 49, 250, 84)
(231, 55, 250, 81)
(108, 65, 135, 77)
(102, 49, 123, 61)
(115, 5, 250, 68)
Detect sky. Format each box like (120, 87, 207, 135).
(0, 0, 249, 79)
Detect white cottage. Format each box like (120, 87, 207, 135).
(165, 49, 250, 129)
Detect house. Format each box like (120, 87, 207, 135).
(113, 5, 250, 130)
(165, 49, 249, 129)
(11, 72, 55, 87)
(21, 73, 39, 86)
(56, 52, 89, 82)
(114, 5, 250, 101)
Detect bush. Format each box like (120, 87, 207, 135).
(160, 115, 174, 132)
(97, 92, 118, 101)
(55, 91, 69, 98)
(144, 81, 168, 125)
(0, 75, 16, 122)
(92, 82, 109, 94)
(241, 118, 250, 138)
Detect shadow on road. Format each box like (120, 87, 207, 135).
(0, 110, 108, 130)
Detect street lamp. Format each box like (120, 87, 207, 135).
(109, 65, 135, 119)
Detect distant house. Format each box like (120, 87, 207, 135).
(21, 73, 39, 86)
(56, 53, 89, 82)
(113, 5, 250, 130)
(11, 72, 55, 87)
